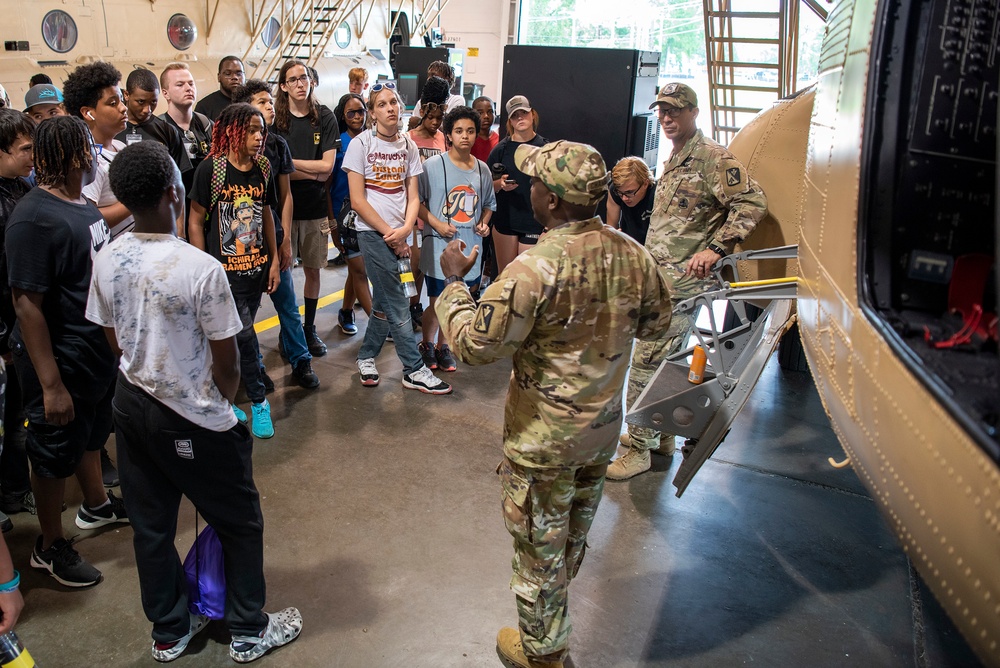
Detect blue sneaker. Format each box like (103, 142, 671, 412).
(338, 308, 358, 336)
(233, 404, 248, 425)
(251, 400, 274, 439)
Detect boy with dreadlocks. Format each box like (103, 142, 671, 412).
(6, 115, 127, 588)
(189, 103, 280, 440)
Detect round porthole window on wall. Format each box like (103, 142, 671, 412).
(334, 21, 351, 49)
(42, 10, 78, 54)
(262, 17, 282, 49)
(167, 14, 198, 51)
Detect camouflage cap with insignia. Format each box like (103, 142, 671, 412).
(649, 82, 698, 110)
(514, 140, 609, 206)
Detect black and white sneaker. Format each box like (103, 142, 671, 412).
(30, 536, 103, 587)
(75, 491, 129, 530)
(357, 358, 379, 387)
(402, 366, 452, 395)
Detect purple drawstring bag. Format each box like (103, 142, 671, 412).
(183, 522, 226, 620)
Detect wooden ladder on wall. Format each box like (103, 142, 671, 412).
(702, 0, 829, 145)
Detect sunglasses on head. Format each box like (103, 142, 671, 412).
(370, 81, 396, 93)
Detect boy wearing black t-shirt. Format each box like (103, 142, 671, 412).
(7, 116, 128, 588)
(273, 60, 339, 357)
(189, 103, 280, 440)
(115, 69, 192, 179)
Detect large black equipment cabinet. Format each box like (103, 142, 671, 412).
(499, 46, 660, 170)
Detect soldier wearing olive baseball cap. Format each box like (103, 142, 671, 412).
(513, 139, 610, 207)
(648, 81, 698, 110)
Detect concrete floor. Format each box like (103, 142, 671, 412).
(7, 261, 982, 667)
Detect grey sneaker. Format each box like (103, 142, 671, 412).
(0, 490, 36, 515)
(402, 366, 452, 395)
(151, 613, 210, 662)
(418, 341, 437, 370)
(229, 607, 303, 663)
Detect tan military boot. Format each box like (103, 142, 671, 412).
(496, 627, 564, 668)
(619, 432, 676, 456)
(606, 447, 651, 480)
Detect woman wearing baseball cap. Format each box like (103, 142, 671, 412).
(486, 95, 547, 273)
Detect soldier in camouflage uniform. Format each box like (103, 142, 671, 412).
(435, 140, 673, 667)
(607, 82, 768, 481)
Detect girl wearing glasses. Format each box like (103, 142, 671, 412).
(342, 82, 451, 395)
(329, 93, 372, 336)
(486, 95, 547, 274)
(605, 156, 654, 245)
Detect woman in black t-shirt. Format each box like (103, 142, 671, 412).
(606, 156, 655, 246)
(487, 95, 546, 274)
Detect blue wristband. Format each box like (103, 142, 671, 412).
(0, 570, 19, 593)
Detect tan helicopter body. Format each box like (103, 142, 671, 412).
(673, 1, 1000, 663)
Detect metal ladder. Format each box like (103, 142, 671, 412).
(701, 0, 829, 145)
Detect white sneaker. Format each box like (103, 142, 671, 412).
(402, 366, 452, 395)
(229, 607, 303, 663)
(357, 358, 379, 386)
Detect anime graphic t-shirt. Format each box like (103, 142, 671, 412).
(190, 158, 276, 297)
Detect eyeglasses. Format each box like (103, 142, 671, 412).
(345, 109, 366, 119)
(656, 105, 690, 119)
(370, 81, 396, 93)
(614, 184, 643, 199)
(284, 75, 310, 87)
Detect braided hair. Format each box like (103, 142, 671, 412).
(209, 103, 265, 159)
(34, 115, 92, 187)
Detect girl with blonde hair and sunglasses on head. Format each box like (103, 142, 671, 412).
(342, 81, 452, 395)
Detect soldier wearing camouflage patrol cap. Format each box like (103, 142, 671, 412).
(435, 140, 673, 667)
(607, 82, 768, 481)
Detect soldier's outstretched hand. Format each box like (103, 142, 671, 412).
(440, 239, 480, 278)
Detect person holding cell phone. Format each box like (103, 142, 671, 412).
(486, 95, 547, 274)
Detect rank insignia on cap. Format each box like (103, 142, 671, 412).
(474, 304, 495, 333)
(726, 167, 741, 187)
(664, 83, 678, 93)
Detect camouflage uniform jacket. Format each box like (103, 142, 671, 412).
(647, 129, 767, 295)
(436, 216, 673, 468)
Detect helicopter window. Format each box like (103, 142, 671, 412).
(167, 14, 197, 51)
(262, 17, 281, 49)
(41, 10, 77, 54)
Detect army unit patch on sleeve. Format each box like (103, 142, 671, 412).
(474, 304, 495, 333)
(726, 167, 742, 187)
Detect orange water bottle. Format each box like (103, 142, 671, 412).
(688, 345, 707, 384)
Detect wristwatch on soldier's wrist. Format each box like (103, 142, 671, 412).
(443, 275, 462, 287)
(707, 242, 728, 257)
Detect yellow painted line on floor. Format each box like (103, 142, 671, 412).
(254, 240, 344, 334)
(254, 288, 346, 334)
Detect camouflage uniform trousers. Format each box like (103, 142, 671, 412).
(498, 455, 609, 659)
(625, 304, 696, 451)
